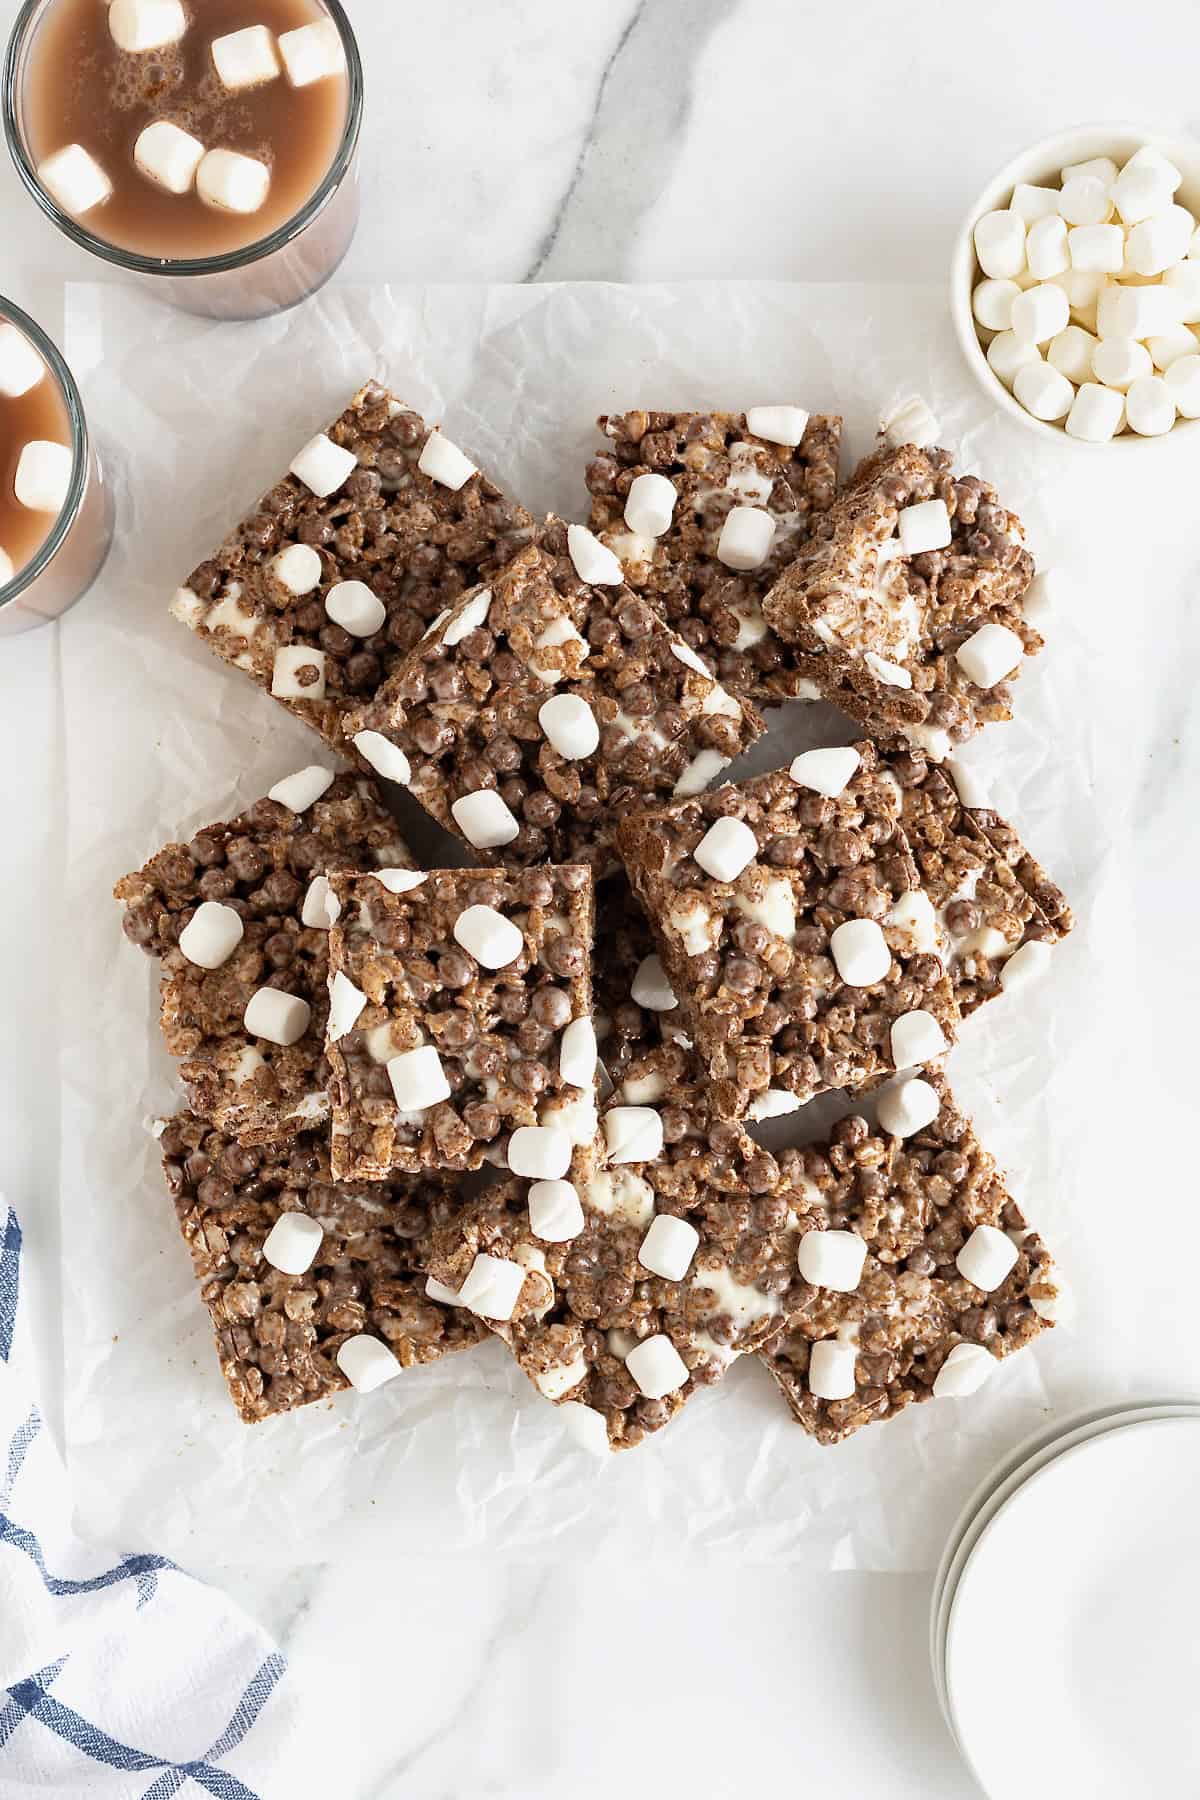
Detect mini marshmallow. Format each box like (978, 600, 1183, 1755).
(453, 904, 523, 970)
(457, 1253, 528, 1321)
(39, 144, 113, 218)
(692, 816, 758, 883)
(261, 1210, 323, 1276)
(301, 875, 333, 929)
(268, 765, 334, 814)
(1125, 205, 1194, 277)
(278, 18, 346, 86)
(933, 1341, 997, 1398)
(1011, 182, 1063, 223)
(1025, 214, 1069, 280)
(829, 918, 891, 987)
(271, 645, 326, 700)
(1065, 383, 1125, 443)
(1165, 354, 1200, 417)
(808, 1338, 858, 1401)
(623, 471, 677, 537)
(336, 1334, 402, 1392)
(1013, 360, 1074, 422)
(1010, 283, 1071, 345)
(451, 788, 520, 849)
(956, 622, 1024, 687)
(717, 506, 776, 571)
(1068, 223, 1123, 274)
(1058, 176, 1112, 227)
(1148, 323, 1200, 369)
(418, 430, 477, 492)
(946, 756, 990, 808)
(211, 25, 280, 90)
(956, 1223, 1019, 1292)
(603, 1107, 663, 1166)
(289, 432, 357, 497)
(638, 1214, 700, 1282)
(108, 0, 186, 52)
(1123, 145, 1182, 190)
(788, 745, 860, 798)
(425, 1275, 462, 1306)
(745, 1089, 802, 1122)
(352, 730, 410, 786)
(528, 1178, 585, 1243)
(972, 278, 1020, 332)
(327, 971, 367, 1043)
(973, 209, 1026, 279)
(14, 442, 72, 514)
(374, 868, 425, 895)
(876, 1075, 941, 1139)
(244, 988, 312, 1047)
(325, 579, 386, 637)
(1047, 324, 1098, 384)
(880, 394, 940, 449)
(625, 1334, 689, 1400)
(134, 120, 205, 194)
(986, 331, 1043, 389)
(674, 749, 729, 797)
(567, 522, 623, 585)
(670, 639, 716, 679)
(1163, 263, 1200, 324)
(559, 1401, 610, 1456)
(271, 543, 322, 595)
(891, 1008, 948, 1070)
(1060, 155, 1118, 188)
(508, 1126, 572, 1180)
(797, 1229, 868, 1293)
(387, 1045, 450, 1110)
(1112, 161, 1176, 226)
(864, 651, 912, 687)
(745, 404, 809, 446)
(538, 692, 599, 761)
(197, 148, 271, 215)
(1097, 283, 1181, 340)
(1090, 336, 1152, 390)
(442, 588, 492, 646)
(1125, 374, 1176, 436)
(896, 497, 952, 556)
(631, 954, 677, 1011)
(0, 324, 44, 398)
(999, 938, 1053, 993)
(1050, 265, 1107, 318)
(535, 1354, 587, 1400)
(559, 1017, 597, 1090)
(178, 900, 244, 970)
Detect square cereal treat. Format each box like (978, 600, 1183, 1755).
(614, 741, 960, 1121)
(325, 864, 598, 1182)
(116, 767, 415, 1144)
(884, 745, 1074, 1016)
(170, 382, 533, 750)
(424, 1043, 817, 1452)
(158, 1111, 488, 1423)
(761, 444, 1040, 756)
(345, 533, 766, 874)
(585, 406, 842, 703)
(757, 1076, 1062, 1444)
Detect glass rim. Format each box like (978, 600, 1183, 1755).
(2, 0, 363, 279)
(0, 295, 90, 612)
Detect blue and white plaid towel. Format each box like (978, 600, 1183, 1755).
(0, 1201, 298, 1797)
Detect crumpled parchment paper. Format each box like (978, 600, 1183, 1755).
(50, 279, 1196, 1572)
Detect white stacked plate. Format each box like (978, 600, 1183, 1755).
(931, 1400, 1200, 1797)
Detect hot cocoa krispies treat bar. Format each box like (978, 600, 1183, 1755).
(757, 1075, 1061, 1444)
(423, 1041, 827, 1452)
(586, 407, 841, 704)
(614, 742, 960, 1123)
(170, 382, 533, 751)
(761, 443, 1041, 757)
(159, 1111, 488, 1423)
(346, 533, 765, 875)
(325, 864, 598, 1183)
(116, 769, 414, 1144)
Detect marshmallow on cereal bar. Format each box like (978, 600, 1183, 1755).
(758, 1075, 1061, 1444)
(115, 771, 414, 1144)
(345, 536, 766, 875)
(614, 743, 960, 1121)
(159, 1112, 486, 1423)
(170, 382, 533, 750)
(585, 408, 842, 704)
(324, 864, 597, 1182)
(761, 445, 1040, 756)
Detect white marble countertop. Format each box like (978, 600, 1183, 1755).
(2, 3, 1198, 1795)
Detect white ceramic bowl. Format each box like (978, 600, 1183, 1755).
(951, 122, 1200, 450)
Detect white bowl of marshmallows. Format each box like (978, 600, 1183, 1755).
(952, 124, 1200, 446)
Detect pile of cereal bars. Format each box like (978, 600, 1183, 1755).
(117, 384, 1072, 1454)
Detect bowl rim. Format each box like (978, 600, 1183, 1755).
(951, 119, 1200, 451)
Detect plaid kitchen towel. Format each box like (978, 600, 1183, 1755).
(0, 1200, 299, 1798)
